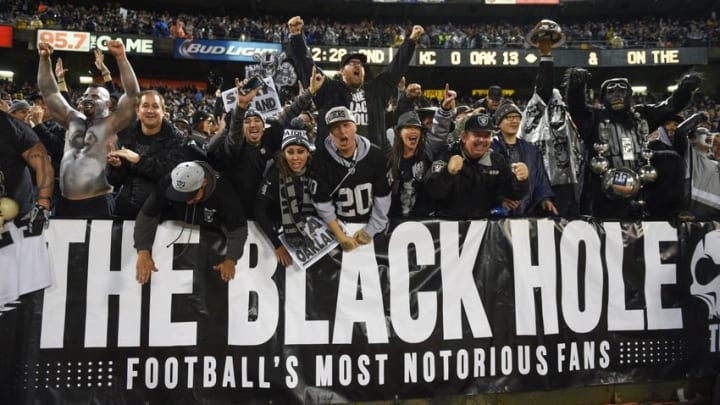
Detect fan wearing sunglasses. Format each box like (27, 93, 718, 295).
(564, 68, 702, 220)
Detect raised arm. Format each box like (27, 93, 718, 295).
(107, 40, 140, 132)
(37, 43, 76, 127)
(95, 48, 118, 94)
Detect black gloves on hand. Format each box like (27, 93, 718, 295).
(678, 73, 702, 92)
(564, 67, 591, 89)
(26, 204, 50, 235)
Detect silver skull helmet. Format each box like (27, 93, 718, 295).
(690, 230, 720, 319)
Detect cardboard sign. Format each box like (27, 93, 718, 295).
(221, 76, 282, 120)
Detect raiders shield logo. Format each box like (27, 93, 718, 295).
(431, 160, 447, 174)
(203, 208, 216, 223)
(477, 114, 489, 127)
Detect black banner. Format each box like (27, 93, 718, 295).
(2, 219, 719, 404)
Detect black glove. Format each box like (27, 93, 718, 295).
(563, 67, 591, 89)
(678, 73, 702, 92)
(26, 204, 50, 235)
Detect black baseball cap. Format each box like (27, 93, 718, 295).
(340, 52, 367, 67)
(488, 85, 503, 101)
(464, 113, 495, 134)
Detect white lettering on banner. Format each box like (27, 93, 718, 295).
(389, 222, 437, 343)
(36, 218, 709, 392)
(512, 219, 559, 335)
(84, 221, 143, 348)
(41, 220, 86, 348)
(643, 222, 682, 329)
(228, 223, 279, 346)
(560, 221, 604, 334)
(127, 355, 274, 390)
(285, 258, 330, 344)
(149, 222, 197, 346)
(710, 324, 720, 353)
(315, 354, 388, 387)
(605, 222, 645, 330)
(285, 356, 299, 388)
(402, 342, 608, 383)
(440, 221, 492, 339)
(333, 224, 388, 344)
(512, 220, 681, 335)
(41, 219, 687, 350)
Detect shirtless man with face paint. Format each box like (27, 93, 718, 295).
(37, 40, 139, 216)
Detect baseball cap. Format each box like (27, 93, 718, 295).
(416, 106, 438, 118)
(488, 85, 503, 102)
(340, 52, 367, 68)
(463, 113, 494, 134)
(8, 100, 31, 114)
(165, 161, 206, 202)
(192, 110, 212, 127)
(325, 106, 355, 127)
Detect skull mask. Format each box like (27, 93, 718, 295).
(690, 230, 720, 319)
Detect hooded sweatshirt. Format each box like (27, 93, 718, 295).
(311, 134, 391, 237)
(134, 161, 247, 261)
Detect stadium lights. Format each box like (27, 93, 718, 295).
(667, 84, 678, 92)
(0, 70, 14, 79)
(631, 85, 647, 94)
(79, 76, 93, 84)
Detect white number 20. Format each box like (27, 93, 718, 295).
(336, 183, 372, 217)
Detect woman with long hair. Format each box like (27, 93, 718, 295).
(255, 118, 316, 266)
(387, 110, 436, 218)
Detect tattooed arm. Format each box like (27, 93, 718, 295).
(22, 142, 54, 210)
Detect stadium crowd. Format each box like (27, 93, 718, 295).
(1, 12, 719, 279)
(1, 0, 719, 49)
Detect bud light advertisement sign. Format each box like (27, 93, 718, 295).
(173, 39, 282, 62)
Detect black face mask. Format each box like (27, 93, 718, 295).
(602, 81, 630, 112)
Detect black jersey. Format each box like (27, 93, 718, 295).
(311, 135, 390, 223)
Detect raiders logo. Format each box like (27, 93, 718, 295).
(203, 208, 216, 223)
(477, 114, 490, 127)
(431, 160, 447, 174)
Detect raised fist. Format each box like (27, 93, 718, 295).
(37, 42, 54, 58)
(564, 67, 591, 88)
(410, 25, 425, 41)
(288, 16, 304, 36)
(447, 155, 464, 175)
(106, 40, 126, 58)
(678, 73, 702, 92)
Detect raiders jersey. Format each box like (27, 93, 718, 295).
(311, 143, 391, 222)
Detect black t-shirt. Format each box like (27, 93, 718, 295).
(0, 112, 40, 214)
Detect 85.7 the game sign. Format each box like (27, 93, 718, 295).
(36, 29, 154, 55)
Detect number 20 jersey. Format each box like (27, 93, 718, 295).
(311, 135, 390, 223)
